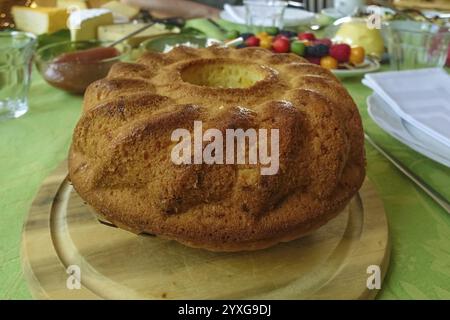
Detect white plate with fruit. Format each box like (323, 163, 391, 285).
(332, 57, 380, 78)
(228, 31, 380, 78)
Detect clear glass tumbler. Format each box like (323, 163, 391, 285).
(385, 21, 449, 70)
(244, 0, 288, 32)
(0, 31, 36, 121)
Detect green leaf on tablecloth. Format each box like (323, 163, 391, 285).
(180, 27, 206, 37)
(184, 18, 226, 40)
(37, 29, 70, 49)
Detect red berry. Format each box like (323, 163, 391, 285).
(272, 37, 290, 53)
(245, 36, 260, 47)
(314, 38, 332, 47)
(298, 32, 316, 41)
(329, 43, 351, 63)
(306, 56, 321, 65)
(274, 34, 290, 41)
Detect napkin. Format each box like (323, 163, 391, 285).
(362, 68, 450, 149)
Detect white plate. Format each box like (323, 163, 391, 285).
(364, 69, 450, 149)
(220, 6, 315, 27)
(333, 58, 380, 78)
(367, 93, 450, 167)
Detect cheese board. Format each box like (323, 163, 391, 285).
(21, 161, 390, 299)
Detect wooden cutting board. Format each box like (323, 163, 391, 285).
(21, 161, 390, 299)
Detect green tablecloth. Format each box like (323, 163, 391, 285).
(1, 56, 449, 300)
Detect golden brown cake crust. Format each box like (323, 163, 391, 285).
(69, 46, 365, 252)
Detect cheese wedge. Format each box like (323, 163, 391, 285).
(68, 8, 113, 41)
(12, 6, 69, 35)
(57, 0, 88, 9)
(98, 23, 179, 47)
(101, 1, 140, 20)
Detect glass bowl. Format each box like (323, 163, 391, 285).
(140, 34, 220, 53)
(384, 20, 450, 70)
(35, 40, 131, 94)
(243, 0, 288, 31)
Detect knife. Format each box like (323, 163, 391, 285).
(365, 133, 450, 214)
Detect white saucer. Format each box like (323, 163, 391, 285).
(220, 6, 315, 27)
(367, 93, 450, 167)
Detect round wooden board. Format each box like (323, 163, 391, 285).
(21, 161, 390, 300)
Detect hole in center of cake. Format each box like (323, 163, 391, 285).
(181, 61, 267, 88)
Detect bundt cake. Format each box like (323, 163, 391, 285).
(69, 46, 365, 252)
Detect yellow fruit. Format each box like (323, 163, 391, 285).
(320, 56, 338, 69)
(256, 31, 269, 39)
(350, 46, 365, 65)
(260, 36, 273, 49)
(333, 18, 384, 59)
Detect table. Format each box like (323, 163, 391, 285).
(0, 45, 449, 300)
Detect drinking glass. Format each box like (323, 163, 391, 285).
(244, 0, 288, 32)
(385, 21, 449, 70)
(0, 31, 36, 120)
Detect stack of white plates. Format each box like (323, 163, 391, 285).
(363, 68, 450, 167)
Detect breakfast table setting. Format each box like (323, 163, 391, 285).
(1, 0, 450, 300)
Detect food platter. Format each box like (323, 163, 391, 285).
(22, 161, 390, 300)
